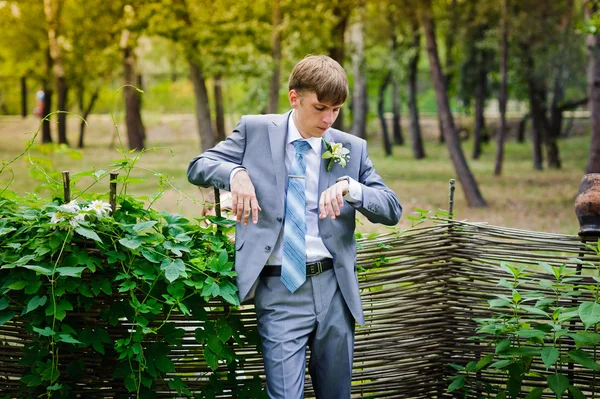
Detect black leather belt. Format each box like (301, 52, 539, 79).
(260, 259, 334, 277)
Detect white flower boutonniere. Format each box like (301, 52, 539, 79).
(322, 139, 350, 171)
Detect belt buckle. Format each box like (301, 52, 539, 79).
(307, 261, 322, 276)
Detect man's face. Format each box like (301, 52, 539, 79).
(289, 90, 342, 139)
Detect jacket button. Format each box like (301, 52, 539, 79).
(265, 245, 271, 251)
(276, 216, 283, 222)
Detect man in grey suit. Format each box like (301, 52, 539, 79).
(187, 55, 402, 398)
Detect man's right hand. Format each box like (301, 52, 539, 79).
(230, 170, 261, 225)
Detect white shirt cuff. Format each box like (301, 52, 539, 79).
(342, 176, 362, 204)
(230, 167, 246, 186)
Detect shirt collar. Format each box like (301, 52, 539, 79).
(287, 110, 322, 154)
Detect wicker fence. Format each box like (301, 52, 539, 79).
(2, 218, 599, 398)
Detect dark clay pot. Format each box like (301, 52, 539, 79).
(575, 173, 600, 236)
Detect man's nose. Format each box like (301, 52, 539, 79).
(323, 110, 334, 125)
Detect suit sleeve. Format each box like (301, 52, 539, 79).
(187, 117, 247, 191)
(354, 140, 402, 226)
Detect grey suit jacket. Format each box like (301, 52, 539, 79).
(187, 111, 402, 326)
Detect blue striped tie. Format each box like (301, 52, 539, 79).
(281, 140, 311, 293)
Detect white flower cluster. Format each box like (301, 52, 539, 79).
(49, 200, 112, 228)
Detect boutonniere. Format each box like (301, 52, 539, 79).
(322, 139, 350, 171)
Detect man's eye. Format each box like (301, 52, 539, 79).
(315, 107, 325, 111)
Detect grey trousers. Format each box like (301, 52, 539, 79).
(254, 269, 355, 399)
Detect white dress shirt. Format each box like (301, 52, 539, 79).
(231, 111, 363, 265)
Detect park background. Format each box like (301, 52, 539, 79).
(1, 0, 598, 235)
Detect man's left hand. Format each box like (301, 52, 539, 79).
(319, 180, 349, 220)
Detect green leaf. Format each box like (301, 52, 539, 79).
(521, 306, 549, 317)
(475, 354, 494, 371)
(447, 375, 464, 392)
(0, 227, 16, 236)
(59, 334, 82, 344)
(164, 241, 191, 256)
(568, 385, 587, 399)
(207, 334, 223, 355)
(515, 329, 546, 339)
(7, 280, 27, 290)
(75, 227, 102, 243)
(33, 326, 55, 337)
(578, 302, 600, 329)
(547, 374, 569, 399)
(56, 267, 86, 278)
(22, 265, 53, 275)
(204, 348, 219, 371)
(160, 258, 187, 283)
(490, 359, 513, 369)
(219, 282, 239, 305)
(496, 338, 511, 354)
(568, 331, 600, 349)
(141, 249, 162, 263)
(0, 310, 15, 326)
(568, 349, 600, 371)
(133, 221, 157, 233)
(46, 299, 73, 321)
(25, 296, 47, 314)
(541, 346, 560, 370)
(119, 237, 143, 250)
(155, 354, 175, 373)
(217, 321, 233, 344)
(0, 297, 8, 311)
(524, 388, 544, 399)
(489, 298, 511, 308)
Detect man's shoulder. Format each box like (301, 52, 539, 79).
(242, 112, 289, 129)
(327, 128, 365, 147)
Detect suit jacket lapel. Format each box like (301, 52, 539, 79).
(318, 130, 334, 195)
(268, 112, 291, 199)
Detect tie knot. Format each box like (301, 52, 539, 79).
(293, 140, 311, 156)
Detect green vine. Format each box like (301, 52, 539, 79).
(0, 119, 267, 398)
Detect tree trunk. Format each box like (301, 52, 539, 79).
(122, 35, 145, 151)
(45, 0, 68, 146)
(214, 74, 226, 143)
(546, 0, 574, 169)
(189, 58, 215, 151)
(56, 76, 68, 145)
(392, 77, 403, 145)
(472, 67, 486, 160)
(517, 113, 528, 143)
(78, 89, 100, 149)
(586, 1, 600, 173)
(42, 86, 53, 143)
(444, 0, 459, 92)
(329, 3, 349, 132)
(268, 0, 282, 114)
(390, 31, 403, 146)
(421, 0, 487, 207)
(494, 0, 509, 176)
(524, 51, 546, 170)
(408, 20, 425, 160)
(350, 8, 367, 139)
(21, 76, 27, 118)
(378, 72, 393, 156)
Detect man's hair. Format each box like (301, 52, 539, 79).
(288, 55, 348, 106)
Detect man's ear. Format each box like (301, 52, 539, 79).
(289, 90, 300, 108)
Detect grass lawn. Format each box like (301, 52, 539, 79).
(0, 113, 591, 235)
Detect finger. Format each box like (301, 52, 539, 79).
(251, 197, 260, 224)
(319, 193, 327, 219)
(323, 190, 336, 220)
(331, 192, 341, 216)
(243, 198, 251, 226)
(236, 196, 245, 222)
(231, 194, 239, 216)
